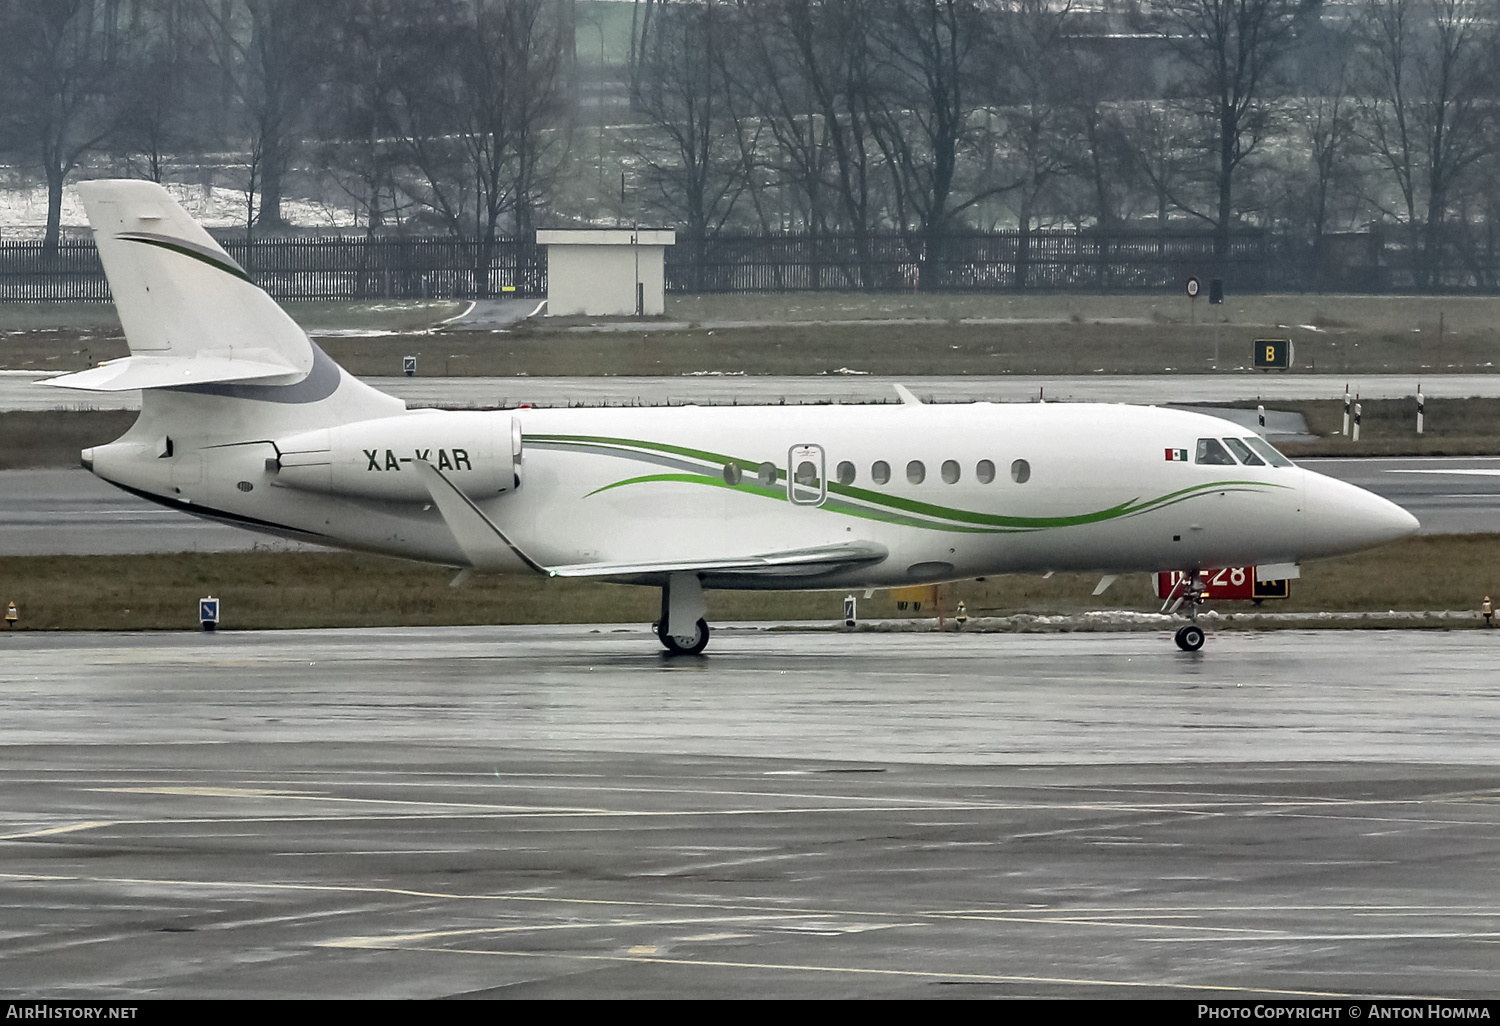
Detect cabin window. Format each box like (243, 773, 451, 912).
(976, 459, 995, 484)
(1011, 459, 1030, 483)
(1243, 436, 1295, 467)
(871, 460, 890, 485)
(941, 459, 961, 484)
(836, 461, 856, 485)
(906, 460, 926, 484)
(757, 461, 778, 487)
(1222, 437, 1264, 466)
(723, 462, 743, 485)
(1195, 438, 1236, 465)
(795, 460, 819, 486)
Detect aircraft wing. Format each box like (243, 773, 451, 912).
(413, 459, 887, 579)
(544, 541, 889, 579)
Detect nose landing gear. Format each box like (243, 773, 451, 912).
(1174, 623, 1206, 651)
(1164, 571, 1209, 652)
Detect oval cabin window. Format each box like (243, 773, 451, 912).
(1011, 459, 1031, 483)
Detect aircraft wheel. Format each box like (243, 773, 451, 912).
(1174, 624, 1205, 652)
(658, 618, 710, 656)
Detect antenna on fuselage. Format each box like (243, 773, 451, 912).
(893, 383, 922, 406)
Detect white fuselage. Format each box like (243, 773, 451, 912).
(85, 394, 1417, 590)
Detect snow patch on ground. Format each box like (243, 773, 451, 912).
(0, 180, 359, 238)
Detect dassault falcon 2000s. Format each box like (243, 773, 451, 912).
(50, 180, 1418, 653)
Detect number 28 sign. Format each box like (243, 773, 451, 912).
(1152, 568, 1290, 601)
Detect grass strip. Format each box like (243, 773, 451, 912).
(2, 534, 1497, 632)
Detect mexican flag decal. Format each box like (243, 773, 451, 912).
(1165, 448, 1189, 461)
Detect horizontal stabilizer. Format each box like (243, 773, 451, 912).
(46, 352, 302, 392)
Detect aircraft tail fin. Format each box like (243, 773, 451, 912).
(50, 180, 312, 388)
(48, 179, 402, 435)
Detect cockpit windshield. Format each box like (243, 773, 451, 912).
(1195, 438, 1236, 465)
(1241, 435, 1294, 467)
(1222, 437, 1264, 465)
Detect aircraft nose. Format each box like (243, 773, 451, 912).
(1301, 469, 1420, 556)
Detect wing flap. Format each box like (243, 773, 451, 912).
(546, 542, 889, 579)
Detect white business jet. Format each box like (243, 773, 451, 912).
(50, 181, 1418, 653)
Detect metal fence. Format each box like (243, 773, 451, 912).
(664, 229, 1500, 294)
(665, 231, 1277, 293)
(0, 236, 546, 301)
(3, 227, 1499, 300)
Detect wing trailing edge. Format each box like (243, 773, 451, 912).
(414, 460, 888, 579)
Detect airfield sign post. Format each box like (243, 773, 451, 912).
(1253, 339, 1294, 371)
(1186, 276, 1200, 324)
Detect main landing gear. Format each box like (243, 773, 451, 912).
(1165, 571, 1208, 652)
(657, 572, 711, 656)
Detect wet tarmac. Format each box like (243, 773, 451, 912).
(2, 626, 1499, 998)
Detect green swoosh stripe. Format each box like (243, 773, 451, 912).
(587, 472, 1013, 533)
(535, 432, 1290, 533)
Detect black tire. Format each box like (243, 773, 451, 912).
(658, 618, 710, 656)
(1175, 624, 1205, 652)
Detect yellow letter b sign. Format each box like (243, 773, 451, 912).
(1252, 338, 1293, 370)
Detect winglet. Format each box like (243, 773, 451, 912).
(411, 460, 548, 575)
(893, 384, 923, 405)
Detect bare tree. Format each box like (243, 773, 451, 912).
(863, 0, 1004, 287)
(988, 0, 1081, 287)
(382, 0, 571, 294)
(318, 0, 412, 234)
(1119, 100, 1207, 228)
(194, 0, 333, 241)
(115, 0, 195, 184)
(1148, 0, 1308, 277)
(0, 0, 124, 253)
(631, 0, 749, 245)
(726, 0, 888, 283)
(1283, 59, 1363, 287)
(1353, 0, 1497, 289)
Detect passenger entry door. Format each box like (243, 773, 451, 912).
(788, 444, 826, 506)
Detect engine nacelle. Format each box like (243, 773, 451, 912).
(271, 412, 522, 503)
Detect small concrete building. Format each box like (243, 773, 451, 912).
(536, 228, 676, 317)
